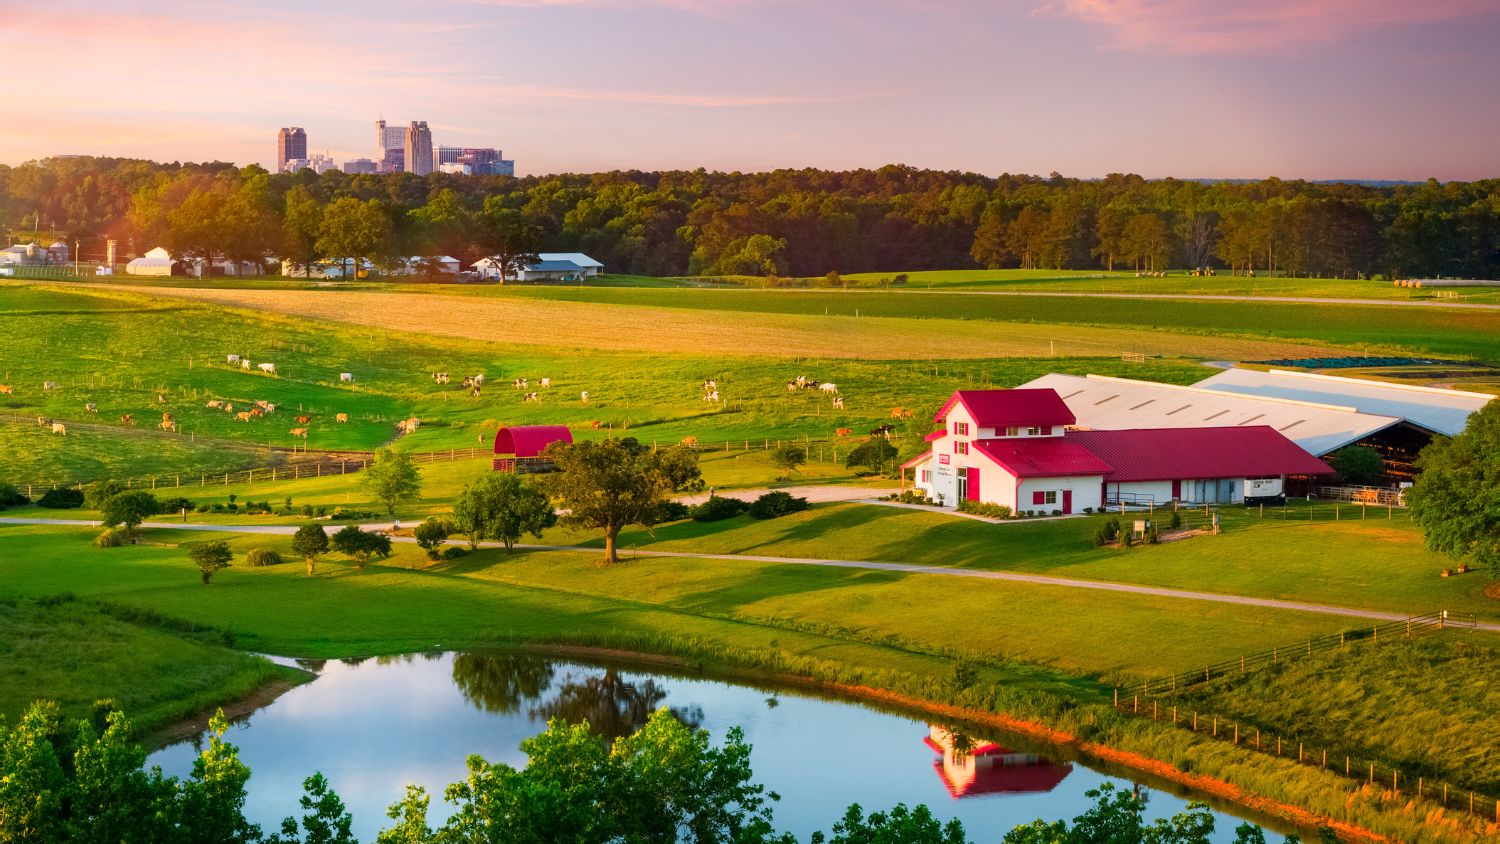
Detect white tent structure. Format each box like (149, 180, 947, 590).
(126, 247, 177, 277)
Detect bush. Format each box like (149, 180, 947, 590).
(158, 497, 193, 514)
(0, 483, 30, 509)
(690, 496, 750, 522)
(414, 517, 453, 559)
(956, 500, 1011, 519)
(748, 491, 810, 520)
(329, 507, 379, 521)
(37, 487, 85, 509)
(440, 546, 468, 560)
(1169, 511, 1183, 530)
(92, 527, 125, 548)
(656, 500, 690, 523)
(84, 479, 128, 509)
(896, 490, 936, 506)
(244, 548, 285, 567)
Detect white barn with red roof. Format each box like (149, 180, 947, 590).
(906, 389, 1334, 513)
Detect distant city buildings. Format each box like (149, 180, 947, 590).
(276, 127, 307, 173)
(273, 119, 515, 176)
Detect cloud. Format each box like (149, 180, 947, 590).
(1035, 0, 1498, 54)
(475, 83, 878, 107)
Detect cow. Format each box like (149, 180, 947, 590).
(339, 372, 354, 383)
(120, 414, 134, 425)
(0, 385, 13, 395)
(85, 402, 98, 413)
(43, 381, 58, 391)
(795, 375, 808, 388)
(235, 412, 253, 422)
(157, 393, 167, 403)
(511, 377, 528, 390)
(289, 427, 309, 438)
(836, 427, 852, 438)
(335, 413, 349, 423)
(295, 415, 311, 424)
(871, 424, 896, 438)
(396, 417, 421, 435)
(891, 407, 913, 419)
(590, 419, 601, 429)
(704, 391, 720, 402)
(241, 359, 252, 370)
(580, 391, 590, 404)
(681, 436, 698, 446)
(51, 423, 66, 435)
(263, 403, 277, 414)
(473, 374, 485, 388)
(206, 400, 224, 409)
(832, 396, 844, 410)
(36, 416, 50, 426)
(227, 354, 241, 364)
(471, 386, 482, 398)
(254, 400, 271, 410)
(159, 420, 177, 432)
(539, 377, 551, 389)
(162, 411, 174, 423)
(523, 392, 540, 403)
(786, 380, 799, 392)
(819, 382, 839, 394)
(223, 403, 234, 413)
(258, 362, 277, 374)
(703, 379, 716, 391)
(249, 408, 264, 417)
(433, 372, 450, 385)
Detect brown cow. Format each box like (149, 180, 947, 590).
(120, 414, 134, 425)
(235, 412, 252, 422)
(891, 407, 913, 419)
(681, 436, 698, 446)
(295, 415, 311, 424)
(0, 385, 13, 395)
(836, 427, 853, 437)
(289, 427, 308, 438)
(335, 413, 348, 423)
(590, 420, 602, 430)
(161, 411, 174, 422)
(158, 420, 176, 432)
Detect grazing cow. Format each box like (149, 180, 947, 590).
(37, 416, 50, 426)
(295, 415, 311, 424)
(258, 362, 276, 374)
(43, 381, 58, 391)
(870, 424, 895, 438)
(264, 403, 277, 414)
(580, 391, 590, 404)
(891, 407, 912, 419)
(254, 400, 271, 409)
(0, 385, 12, 395)
(51, 423, 66, 435)
(832, 396, 844, 410)
(786, 380, 798, 392)
(159, 420, 177, 432)
(289, 427, 309, 438)
(795, 375, 808, 388)
(223, 403, 234, 413)
(471, 386, 482, 398)
(206, 400, 224, 409)
(227, 354, 241, 364)
(335, 413, 349, 423)
(681, 436, 698, 446)
(590, 420, 601, 430)
(433, 372, 450, 385)
(819, 382, 839, 394)
(161, 411, 174, 422)
(539, 377, 551, 389)
(339, 372, 354, 383)
(241, 359, 252, 370)
(511, 377, 528, 390)
(836, 427, 853, 438)
(120, 414, 133, 425)
(703, 379, 716, 391)
(235, 412, 253, 422)
(249, 408, 264, 418)
(704, 391, 720, 402)
(473, 374, 485, 388)
(523, 392, 540, 403)
(85, 402, 98, 413)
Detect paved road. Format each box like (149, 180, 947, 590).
(7, 516, 1495, 633)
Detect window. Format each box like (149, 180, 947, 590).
(1003, 426, 1019, 437)
(1027, 426, 1042, 436)
(954, 422, 970, 436)
(920, 470, 931, 483)
(1031, 490, 1058, 506)
(954, 441, 969, 455)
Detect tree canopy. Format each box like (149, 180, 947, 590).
(450, 473, 555, 552)
(541, 439, 701, 564)
(361, 449, 422, 517)
(1407, 402, 1500, 577)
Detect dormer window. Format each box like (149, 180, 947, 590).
(1003, 426, 1019, 437)
(954, 422, 970, 436)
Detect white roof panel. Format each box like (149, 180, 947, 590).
(1017, 373, 1403, 457)
(537, 252, 602, 268)
(1193, 368, 1491, 437)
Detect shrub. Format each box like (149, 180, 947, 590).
(690, 496, 750, 522)
(414, 517, 453, 559)
(748, 491, 810, 520)
(329, 507, 379, 521)
(188, 540, 234, 584)
(84, 479, 128, 509)
(897, 490, 936, 506)
(956, 500, 1012, 519)
(656, 500, 690, 523)
(158, 497, 193, 514)
(1169, 511, 1183, 530)
(37, 487, 84, 509)
(92, 527, 125, 548)
(300, 504, 314, 516)
(440, 546, 468, 560)
(244, 548, 285, 567)
(0, 483, 30, 509)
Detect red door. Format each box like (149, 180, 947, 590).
(966, 466, 980, 501)
(1062, 490, 1073, 515)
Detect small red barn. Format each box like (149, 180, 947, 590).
(493, 425, 573, 473)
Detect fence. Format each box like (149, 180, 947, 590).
(1311, 485, 1406, 506)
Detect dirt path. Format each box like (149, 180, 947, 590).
(7, 516, 1494, 633)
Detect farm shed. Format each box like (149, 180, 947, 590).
(907, 388, 1334, 512)
(125, 247, 178, 276)
(925, 726, 1070, 798)
(493, 425, 573, 473)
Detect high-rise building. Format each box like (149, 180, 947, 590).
(342, 158, 378, 175)
(375, 119, 407, 172)
(277, 127, 307, 173)
(433, 145, 462, 171)
(307, 153, 338, 175)
(404, 121, 434, 176)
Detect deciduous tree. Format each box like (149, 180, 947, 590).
(361, 448, 422, 517)
(541, 439, 700, 564)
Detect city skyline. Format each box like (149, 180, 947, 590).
(4, 1, 1500, 180)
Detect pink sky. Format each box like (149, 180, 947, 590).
(3, 0, 1497, 179)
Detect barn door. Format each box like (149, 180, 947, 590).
(966, 467, 980, 501)
(1062, 490, 1072, 515)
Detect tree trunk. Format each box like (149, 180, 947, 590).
(603, 526, 620, 565)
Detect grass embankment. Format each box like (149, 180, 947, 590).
(0, 593, 295, 735)
(1174, 636, 1500, 796)
(1, 523, 1496, 841)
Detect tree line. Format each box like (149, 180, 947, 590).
(1, 156, 1497, 278)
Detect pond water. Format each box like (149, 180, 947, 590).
(149, 653, 1280, 842)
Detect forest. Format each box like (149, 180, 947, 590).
(0, 155, 1496, 279)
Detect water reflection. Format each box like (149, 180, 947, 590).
(926, 725, 1072, 798)
(451, 653, 556, 714)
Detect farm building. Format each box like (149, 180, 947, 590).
(925, 726, 1070, 798)
(125, 247, 177, 276)
(1019, 372, 1491, 481)
(493, 425, 573, 473)
(126, 247, 263, 277)
(395, 255, 462, 276)
(471, 252, 603, 282)
(905, 388, 1333, 512)
(279, 258, 376, 279)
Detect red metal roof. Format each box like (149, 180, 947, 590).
(971, 437, 1113, 478)
(494, 425, 573, 458)
(936, 390, 1076, 428)
(1065, 426, 1335, 483)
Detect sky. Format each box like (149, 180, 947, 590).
(3, 0, 1498, 180)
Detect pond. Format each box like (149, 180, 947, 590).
(149, 653, 1282, 842)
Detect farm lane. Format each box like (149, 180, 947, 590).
(748, 286, 1500, 311)
(7, 516, 1495, 634)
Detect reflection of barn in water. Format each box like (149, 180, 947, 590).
(925, 725, 1071, 798)
(492, 425, 573, 473)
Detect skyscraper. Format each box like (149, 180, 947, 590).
(277, 127, 307, 173)
(405, 121, 434, 176)
(375, 119, 406, 173)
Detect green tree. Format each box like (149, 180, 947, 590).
(1327, 444, 1385, 486)
(413, 517, 453, 559)
(188, 540, 234, 584)
(450, 473, 556, 553)
(291, 523, 330, 576)
(844, 438, 899, 477)
(85, 478, 129, 509)
(541, 439, 700, 564)
(362, 448, 422, 517)
(771, 444, 806, 481)
(272, 773, 357, 844)
(100, 491, 159, 539)
(1407, 401, 1500, 577)
(331, 525, 393, 571)
(281, 185, 324, 277)
(812, 804, 966, 844)
(317, 197, 392, 280)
